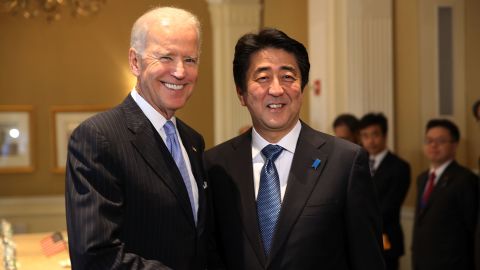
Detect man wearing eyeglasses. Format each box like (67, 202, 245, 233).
(412, 119, 479, 270)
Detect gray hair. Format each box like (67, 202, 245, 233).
(130, 6, 202, 55)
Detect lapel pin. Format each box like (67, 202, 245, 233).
(192, 146, 197, 152)
(312, 159, 321, 170)
(203, 181, 208, 189)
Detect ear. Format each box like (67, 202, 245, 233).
(129, 48, 141, 77)
(236, 87, 246, 106)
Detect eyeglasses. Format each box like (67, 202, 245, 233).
(424, 138, 454, 145)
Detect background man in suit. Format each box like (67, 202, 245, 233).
(412, 119, 478, 270)
(359, 113, 411, 270)
(65, 7, 207, 270)
(205, 28, 384, 270)
(332, 113, 360, 144)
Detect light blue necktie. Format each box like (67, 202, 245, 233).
(164, 120, 196, 223)
(257, 144, 283, 256)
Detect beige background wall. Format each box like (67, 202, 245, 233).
(465, 0, 480, 175)
(394, 0, 423, 207)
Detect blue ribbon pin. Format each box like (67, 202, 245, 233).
(312, 159, 321, 170)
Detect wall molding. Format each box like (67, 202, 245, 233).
(207, 0, 261, 145)
(308, 0, 394, 148)
(0, 195, 65, 233)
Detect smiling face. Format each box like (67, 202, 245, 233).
(129, 19, 199, 119)
(238, 48, 303, 142)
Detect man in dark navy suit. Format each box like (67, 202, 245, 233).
(65, 6, 208, 270)
(359, 113, 411, 270)
(412, 119, 478, 270)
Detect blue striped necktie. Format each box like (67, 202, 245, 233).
(164, 120, 196, 224)
(257, 144, 283, 256)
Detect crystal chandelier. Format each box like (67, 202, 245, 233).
(0, 0, 106, 21)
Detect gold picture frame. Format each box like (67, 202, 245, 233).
(0, 105, 34, 173)
(51, 105, 109, 173)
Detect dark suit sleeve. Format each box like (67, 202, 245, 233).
(204, 153, 227, 270)
(65, 121, 171, 270)
(345, 148, 385, 270)
(458, 171, 479, 263)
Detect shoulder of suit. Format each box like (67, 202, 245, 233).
(176, 117, 202, 138)
(386, 152, 411, 169)
(75, 104, 123, 131)
(300, 122, 363, 157)
(445, 161, 478, 179)
(206, 131, 247, 154)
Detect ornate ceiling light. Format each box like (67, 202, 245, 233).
(0, 0, 106, 21)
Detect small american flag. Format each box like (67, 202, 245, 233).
(40, 232, 67, 256)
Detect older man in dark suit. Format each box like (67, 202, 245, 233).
(205, 28, 384, 270)
(65, 7, 207, 270)
(412, 119, 478, 270)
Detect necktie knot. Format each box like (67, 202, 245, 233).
(262, 144, 283, 162)
(163, 120, 177, 137)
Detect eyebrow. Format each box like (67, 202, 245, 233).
(253, 65, 298, 75)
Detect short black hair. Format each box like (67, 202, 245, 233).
(473, 100, 480, 120)
(233, 28, 310, 94)
(333, 114, 359, 133)
(426, 119, 460, 142)
(359, 113, 388, 135)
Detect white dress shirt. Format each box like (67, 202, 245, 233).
(369, 149, 389, 172)
(429, 159, 453, 186)
(251, 121, 302, 201)
(130, 89, 199, 216)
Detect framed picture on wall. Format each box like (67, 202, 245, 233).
(0, 105, 34, 173)
(51, 105, 109, 173)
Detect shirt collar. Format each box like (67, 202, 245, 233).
(251, 120, 302, 159)
(370, 149, 388, 168)
(430, 159, 453, 178)
(130, 88, 176, 133)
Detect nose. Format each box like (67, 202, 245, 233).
(172, 60, 185, 80)
(268, 77, 285, 96)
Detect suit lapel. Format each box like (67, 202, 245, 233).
(373, 152, 391, 178)
(122, 96, 195, 226)
(417, 162, 456, 219)
(268, 123, 329, 264)
(230, 132, 267, 266)
(177, 119, 207, 231)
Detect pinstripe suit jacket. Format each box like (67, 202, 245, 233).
(65, 95, 208, 270)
